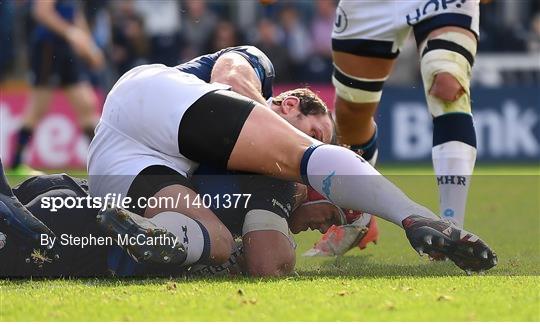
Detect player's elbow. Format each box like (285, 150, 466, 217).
(217, 72, 245, 91)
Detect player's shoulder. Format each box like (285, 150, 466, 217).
(219, 45, 275, 99)
(221, 46, 274, 76)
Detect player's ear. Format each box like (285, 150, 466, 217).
(281, 96, 300, 114)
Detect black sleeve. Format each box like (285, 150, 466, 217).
(240, 175, 297, 220)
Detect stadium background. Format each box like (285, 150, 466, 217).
(0, 0, 539, 168)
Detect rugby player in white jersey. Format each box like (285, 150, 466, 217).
(312, 0, 491, 256)
(87, 42, 497, 274)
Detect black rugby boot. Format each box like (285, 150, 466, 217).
(403, 215, 497, 274)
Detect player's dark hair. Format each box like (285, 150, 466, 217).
(272, 88, 329, 116)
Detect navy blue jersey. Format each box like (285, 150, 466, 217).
(32, 0, 79, 43)
(191, 170, 296, 238)
(177, 46, 275, 100)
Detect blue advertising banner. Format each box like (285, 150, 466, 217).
(375, 87, 540, 162)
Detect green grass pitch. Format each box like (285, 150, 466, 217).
(1, 164, 539, 321)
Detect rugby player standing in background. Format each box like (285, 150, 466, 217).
(10, 0, 104, 175)
(312, 0, 493, 256)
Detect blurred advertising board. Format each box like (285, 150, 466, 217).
(0, 87, 103, 169)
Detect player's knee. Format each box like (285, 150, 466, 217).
(420, 31, 477, 116)
(430, 72, 465, 102)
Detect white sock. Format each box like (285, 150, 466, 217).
(432, 141, 476, 228)
(150, 211, 209, 265)
(304, 145, 437, 227)
(367, 148, 378, 166)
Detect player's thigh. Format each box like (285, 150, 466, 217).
(57, 41, 87, 87)
(226, 103, 315, 182)
(425, 26, 476, 45)
(409, 0, 480, 48)
(333, 52, 395, 80)
(29, 40, 57, 88)
(332, 0, 403, 110)
(332, 52, 396, 112)
(177, 89, 315, 182)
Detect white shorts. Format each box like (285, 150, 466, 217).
(332, 0, 480, 58)
(88, 64, 229, 198)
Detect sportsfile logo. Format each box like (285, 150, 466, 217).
(40, 192, 252, 212)
(406, 0, 468, 26)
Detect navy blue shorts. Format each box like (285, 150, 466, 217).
(29, 39, 86, 87)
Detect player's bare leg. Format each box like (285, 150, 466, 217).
(64, 81, 99, 141)
(306, 53, 396, 256)
(333, 52, 396, 163)
(419, 26, 479, 228)
(11, 88, 52, 173)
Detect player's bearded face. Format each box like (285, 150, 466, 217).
(276, 99, 333, 143)
(289, 113, 333, 143)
